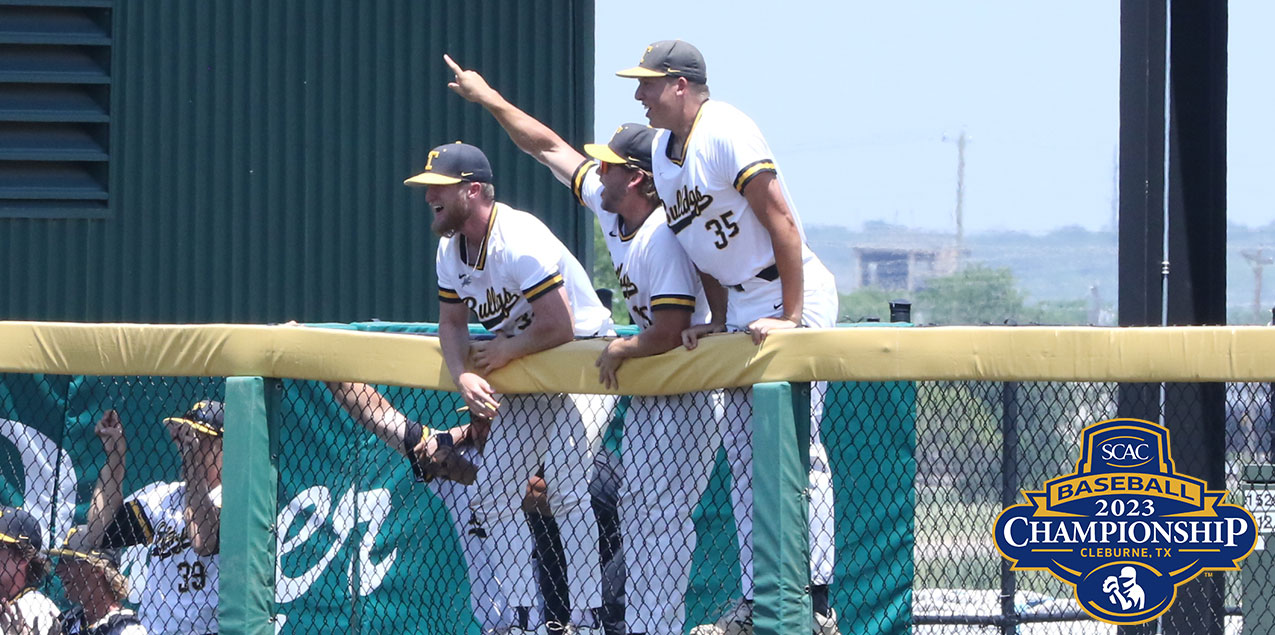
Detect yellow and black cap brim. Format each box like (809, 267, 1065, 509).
(583, 143, 627, 165)
(616, 40, 707, 84)
(47, 547, 111, 567)
(585, 123, 656, 172)
(615, 65, 668, 79)
(163, 416, 222, 437)
(0, 506, 42, 551)
(404, 172, 463, 186)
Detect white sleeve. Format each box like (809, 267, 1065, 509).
(706, 106, 778, 194)
(645, 226, 700, 313)
(571, 160, 605, 215)
(435, 241, 464, 306)
(208, 483, 223, 509)
(509, 223, 566, 303)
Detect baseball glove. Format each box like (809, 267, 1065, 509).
(413, 430, 479, 485)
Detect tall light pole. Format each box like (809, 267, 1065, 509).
(1242, 248, 1273, 323)
(943, 130, 969, 267)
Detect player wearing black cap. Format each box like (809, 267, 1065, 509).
(443, 55, 744, 635)
(51, 525, 145, 635)
(406, 140, 618, 633)
(84, 404, 222, 635)
(618, 40, 841, 635)
(0, 506, 59, 635)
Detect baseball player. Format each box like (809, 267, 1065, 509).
(617, 40, 840, 633)
(405, 143, 617, 633)
(443, 56, 733, 635)
(84, 405, 221, 635)
(324, 380, 523, 633)
(0, 506, 59, 635)
(51, 525, 146, 635)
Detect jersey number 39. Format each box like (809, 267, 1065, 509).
(178, 561, 208, 592)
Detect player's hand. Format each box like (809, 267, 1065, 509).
(745, 316, 799, 344)
(456, 372, 500, 419)
(594, 339, 626, 390)
(0, 602, 35, 635)
(472, 338, 515, 374)
(443, 54, 497, 105)
(164, 416, 202, 457)
(681, 322, 726, 350)
(94, 409, 126, 456)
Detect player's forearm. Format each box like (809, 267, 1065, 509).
(608, 328, 679, 360)
(746, 174, 805, 321)
(483, 94, 583, 185)
(438, 318, 475, 385)
(700, 271, 728, 327)
(85, 450, 126, 545)
(503, 318, 574, 360)
(183, 457, 220, 556)
(773, 237, 805, 322)
(325, 381, 412, 458)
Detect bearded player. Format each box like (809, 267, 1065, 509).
(444, 55, 733, 635)
(405, 142, 617, 634)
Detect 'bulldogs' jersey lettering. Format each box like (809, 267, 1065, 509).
(104, 481, 219, 634)
(436, 204, 611, 336)
(572, 161, 709, 329)
(650, 101, 818, 287)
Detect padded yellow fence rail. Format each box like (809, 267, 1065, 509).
(2, 322, 1274, 393)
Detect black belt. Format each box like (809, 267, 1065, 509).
(729, 263, 779, 292)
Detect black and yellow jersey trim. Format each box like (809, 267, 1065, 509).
(616, 217, 640, 242)
(404, 420, 432, 483)
(438, 287, 462, 304)
(458, 204, 499, 271)
(733, 159, 777, 193)
(666, 104, 706, 167)
(650, 294, 696, 311)
(523, 272, 565, 302)
(571, 160, 596, 206)
(101, 500, 154, 549)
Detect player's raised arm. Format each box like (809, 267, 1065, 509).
(325, 381, 415, 458)
(444, 54, 586, 186)
(84, 410, 126, 547)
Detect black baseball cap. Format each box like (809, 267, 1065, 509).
(404, 142, 494, 186)
(163, 399, 224, 437)
(48, 525, 122, 571)
(0, 506, 42, 552)
(583, 123, 657, 172)
(616, 40, 707, 84)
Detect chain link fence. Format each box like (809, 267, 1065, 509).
(2, 370, 1273, 634)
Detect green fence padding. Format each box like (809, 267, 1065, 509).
(0, 323, 916, 634)
(222, 377, 280, 635)
(753, 381, 812, 634)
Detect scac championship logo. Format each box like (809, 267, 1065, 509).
(995, 418, 1257, 625)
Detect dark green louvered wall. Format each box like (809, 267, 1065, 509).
(0, 0, 594, 323)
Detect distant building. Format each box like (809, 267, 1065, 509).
(853, 245, 961, 291)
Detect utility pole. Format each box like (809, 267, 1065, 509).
(1242, 248, 1273, 323)
(943, 130, 969, 268)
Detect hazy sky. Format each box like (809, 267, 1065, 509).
(595, 1, 1274, 234)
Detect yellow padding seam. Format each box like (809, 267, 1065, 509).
(1, 322, 1273, 395)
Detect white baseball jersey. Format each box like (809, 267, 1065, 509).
(105, 481, 219, 635)
(437, 203, 612, 337)
(10, 588, 60, 635)
(571, 161, 709, 329)
(650, 100, 821, 287)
